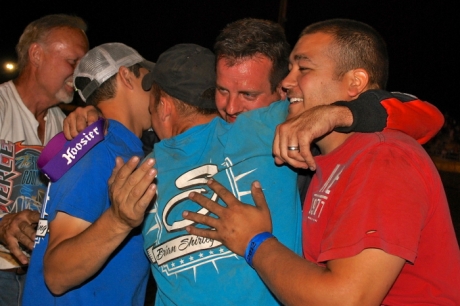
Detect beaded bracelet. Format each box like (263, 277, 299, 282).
(244, 232, 275, 268)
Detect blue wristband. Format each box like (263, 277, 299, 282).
(244, 232, 275, 268)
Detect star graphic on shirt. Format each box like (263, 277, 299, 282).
(222, 157, 256, 200)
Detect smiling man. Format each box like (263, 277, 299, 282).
(184, 19, 460, 305)
(212, 18, 444, 194)
(134, 43, 301, 305)
(0, 14, 89, 305)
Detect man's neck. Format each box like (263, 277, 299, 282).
(173, 113, 219, 137)
(13, 75, 58, 144)
(317, 131, 354, 155)
(13, 74, 56, 119)
(98, 101, 147, 139)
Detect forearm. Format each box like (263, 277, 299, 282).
(253, 239, 382, 306)
(254, 239, 402, 306)
(44, 209, 133, 295)
(333, 90, 444, 144)
(253, 238, 335, 306)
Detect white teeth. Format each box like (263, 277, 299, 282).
(289, 97, 303, 103)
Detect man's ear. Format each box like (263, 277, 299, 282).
(118, 66, 134, 89)
(29, 43, 42, 67)
(347, 68, 369, 98)
(158, 96, 173, 122)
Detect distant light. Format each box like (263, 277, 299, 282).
(4, 61, 17, 72)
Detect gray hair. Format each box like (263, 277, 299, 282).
(16, 14, 87, 72)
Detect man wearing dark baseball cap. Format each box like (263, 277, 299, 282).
(139, 43, 301, 305)
(23, 42, 155, 306)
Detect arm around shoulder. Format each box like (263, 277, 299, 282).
(334, 90, 444, 144)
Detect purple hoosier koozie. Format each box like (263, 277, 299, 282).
(38, 118, 106, 182)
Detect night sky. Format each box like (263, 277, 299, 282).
(1, 0, 458, 120)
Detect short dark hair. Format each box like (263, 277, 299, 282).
(214, 18, 290, 92)
(16, 14, 88, 72)
(300, 19, 389, 89)
(77, 64, 142, 106)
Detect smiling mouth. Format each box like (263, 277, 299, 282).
(65, 80, 74, 89)
(289, 97, 303, 104)
(226, 115, 237, 122)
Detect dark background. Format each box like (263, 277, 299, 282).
(0, 0, 458, 121)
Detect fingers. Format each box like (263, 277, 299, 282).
(274, 120, 310, 169)
(108, 157, 125, 187)
(298, 146, 317, 171)
(7, 238, 29, 265)
(86, 107, 100, 125)
(109, 156, 157, 229)
(124, 158, 157, 194)
(62, 106, 102, 140)
(184, 223, 220, 241)
(109, 156, 156, 205)
(1, 210, 40, 264)
(17, 220, 36, 250)
(250, 181, 268, 211)
(7, 221, 35, 264)
(188, 185, 226, 216)
(23, 209, 40, 224)
(272, 126, 283, 165)
(133, 183, 157, 214)
(183, 210, 220, 232)
(128, 162, 157, 214)
(63, 112, 80, 140)
(203, 179, 240, 208)
(109, 156, 140, 193)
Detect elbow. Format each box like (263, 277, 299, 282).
(43, 264, 71, 295)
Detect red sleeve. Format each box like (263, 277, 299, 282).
(381, 93, 444, 144)
(333, 90, 445, 144)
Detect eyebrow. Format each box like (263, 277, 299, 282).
(216, 84, 261, 95)
(293, 54, 310, 62)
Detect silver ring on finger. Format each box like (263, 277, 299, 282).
(287, 146, 300, 151)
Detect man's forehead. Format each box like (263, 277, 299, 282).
(217, 54, 274, 69)
(290, 33, 333, 62)
(45, 27, 89, 54)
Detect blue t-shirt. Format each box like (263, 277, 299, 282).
(143, 101, 302, 305)
(23, 120, 150, 306)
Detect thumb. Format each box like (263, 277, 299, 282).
(108, 157, 124, 186)
(251, 181, 269, 212)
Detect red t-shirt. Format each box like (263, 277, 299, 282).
(303, 130, 460, 305)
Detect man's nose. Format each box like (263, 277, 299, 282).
(225, 95, 243, 115)
(281, 70, 297, 90)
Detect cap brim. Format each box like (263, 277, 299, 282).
(140, 60, 155, 71)
(142, 71, 155, 91)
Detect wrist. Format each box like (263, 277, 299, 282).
(105, 208, 133, 235)
(244, 232, 276, 268)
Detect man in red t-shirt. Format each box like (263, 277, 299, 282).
(182, 18, 460, 305)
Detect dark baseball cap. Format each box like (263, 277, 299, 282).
(142, 43, 216, 109)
